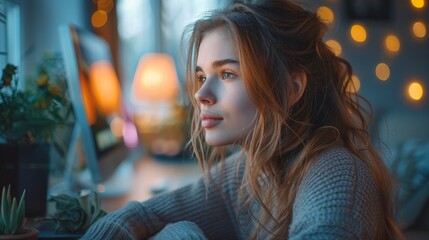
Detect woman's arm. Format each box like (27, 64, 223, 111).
(81, 154, 242, 240)
(80, 200, 165, 239)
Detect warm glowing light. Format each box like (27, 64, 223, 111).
(132, 53, 179, 103)
(88, 61, 122, 116)
(350, 24, 367, 43)
(110, 116, 124, 137)
(123, 121, 139, 148)
(375, 63, 390, 81)
(407, 81, 424, 101)
(91, 10, 108, 28)
(411, 0, 425, 8)
(98, 0, 114, 13)
(80, 71, 97, 125)
(347, 75, 361, 93)
(385, 35, 400, 52)
(412, 21, 427, 38)
(325, 39, 342, 56)
(317, 6, 335, 24)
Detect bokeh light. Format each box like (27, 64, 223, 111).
(97, 0, 114, 13)
(407, 81, 424, 101)
(375, 63, 390, 81)
(110, 116, 124, 138)
(385, 35, 400, 52)
(412, 21, 427, 38)
(411, 0, 425, 8)
(325, 39, 342, 56)
(91, 10, 108, 28)
(350, 24, 367, 43)
(347, 75, 361, 93)
(317, 6, 335, 24)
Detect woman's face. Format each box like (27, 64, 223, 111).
(195, 27, 257, 146)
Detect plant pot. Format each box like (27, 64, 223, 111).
(0, 144, 50, 217)
(0, 228, 40, 240)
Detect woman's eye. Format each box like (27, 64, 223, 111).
(197, 75, 206, 83)
(221, 71, 235, 80)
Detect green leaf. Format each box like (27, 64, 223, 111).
(0, 216, 5, 234)
(16, 190, 26, 231)
(1, 186, 10, 230)
(49, 194, 79, 211)
(9, 198, 17, 235)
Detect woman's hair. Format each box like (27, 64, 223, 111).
(183, 0, 403, 239)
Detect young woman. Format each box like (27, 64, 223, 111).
(82, 0, 403, 239)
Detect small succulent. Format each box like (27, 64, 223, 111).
(49, 190, 106, 233)
(0, 185, 26, 235)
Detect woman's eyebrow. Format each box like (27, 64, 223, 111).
(195, 66, 203, 72)
(195, 58, 239, 72)
(212, 58, 239, 68)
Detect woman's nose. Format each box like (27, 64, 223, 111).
(194, 82, 216, 105)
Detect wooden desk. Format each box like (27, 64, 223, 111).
(101, 154, 202, 212)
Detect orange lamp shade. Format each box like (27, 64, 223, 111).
(88, 60, 122, 116)
(132, 53, 179, 103)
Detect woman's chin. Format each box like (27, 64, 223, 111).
(204, 136, 230, 147)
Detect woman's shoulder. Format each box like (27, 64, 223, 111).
(298, 146, 377, 204)
(296, 146, 379, 213)
(311, 146, 372, 176)
(290, 146, 381, 238)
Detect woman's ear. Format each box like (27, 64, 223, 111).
(289, 72, 307, 106)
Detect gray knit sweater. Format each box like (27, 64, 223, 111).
(81, 147, 380, 239)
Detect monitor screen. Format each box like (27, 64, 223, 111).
(58, 24, 136, 194)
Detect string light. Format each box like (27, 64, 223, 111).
(350, 24, 367, 43)
(347, 75, 361, 93)
(317, 6, 335, 24)
(375, 63, 390, 81)
(407, 80, 424, 101)
(385, 34, 400, 52)
(410, 0, 425, 8)
(412, 21, 427, 38)
(325, 39, 342, 56)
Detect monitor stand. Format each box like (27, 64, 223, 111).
(49, 123, 140, 198)
(76, 156, 134, 198)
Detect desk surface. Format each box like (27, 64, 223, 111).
(101, 154, 202, 212)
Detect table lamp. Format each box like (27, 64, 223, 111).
(131, 53, 186, 157)
(131, 53, 179, 103)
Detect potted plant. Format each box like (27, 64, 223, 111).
(0, 58, 69, 144)
(47, 190, 107, 234)
(0, 185, 39, 240)
(0, 55, 70, 217)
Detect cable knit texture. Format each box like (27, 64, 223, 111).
(80, 147, 380, 239)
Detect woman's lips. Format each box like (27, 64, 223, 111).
(201, 114, 223, 128)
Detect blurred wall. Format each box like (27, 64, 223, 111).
(14, 0, 91, 79)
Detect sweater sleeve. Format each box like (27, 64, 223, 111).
(80, 201, 165, 240)
(80, 155, 241, 240)
(289, 148, 381, 240)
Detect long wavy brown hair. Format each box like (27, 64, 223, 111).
(183, 0, 403, 239)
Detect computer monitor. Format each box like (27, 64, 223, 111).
(57, 24, 138, 196)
